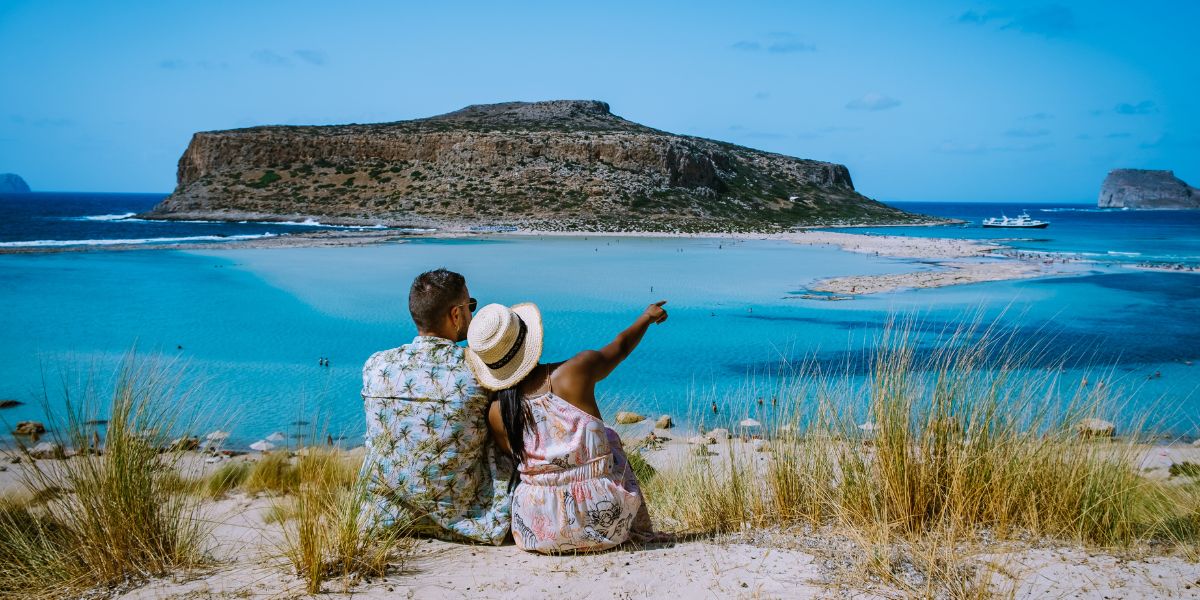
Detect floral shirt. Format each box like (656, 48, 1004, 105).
(360, 336, 512, 545)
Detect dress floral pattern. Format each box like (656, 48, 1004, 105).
(360, 336, 512, 545)
(511, 391, 651, 553)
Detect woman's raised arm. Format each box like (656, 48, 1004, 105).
(574, 301, 668, 382)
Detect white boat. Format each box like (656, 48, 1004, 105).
(981, 211, 1048, 229)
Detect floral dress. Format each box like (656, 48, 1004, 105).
(360, 336, 512, 545)
(511, 390, 651, 553)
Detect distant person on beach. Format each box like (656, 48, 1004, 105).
(359, 268, 511, 544)
(466, 300, 667, 553)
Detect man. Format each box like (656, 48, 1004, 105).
(360, 268, 511, 544)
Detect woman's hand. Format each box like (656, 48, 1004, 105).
(643, 300, 668, 324)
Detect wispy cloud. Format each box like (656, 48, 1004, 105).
(731, 32, 816, 54)
(1005, 127, 1050, 138)
(1139, 133, 1200, 149)
(753, 91, 771, 100)
(1021, 112, 1054, 121)
(252, 49, 292, 66)
(1114, 100, 1157, 115)
(249, 49, 329, 67)
(158, 59, 229, 70)
(796, 125, 861, 140)
(293, 49, 326, 65)
(935, 140, 1053, 155)
(957, 5, 1075, 37)
(1105, 132, 1131, 139)
(845, 92, 901, 111)
(8, 115, 74, 128)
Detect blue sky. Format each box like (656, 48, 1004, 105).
(1, 0, 1196, 202)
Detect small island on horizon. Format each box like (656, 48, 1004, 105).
(0, 173, 31, 193)
(1099, 169, 1199, 210)
(139, 100, 938, 233)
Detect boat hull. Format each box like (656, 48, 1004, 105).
(981, 223, 1049, 228)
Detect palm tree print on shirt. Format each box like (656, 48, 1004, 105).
(360, 336, 512, 545)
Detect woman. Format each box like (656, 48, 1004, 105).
(464, 300, 668, 553)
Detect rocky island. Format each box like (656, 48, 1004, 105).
(1098, 169, 1199, 209)
(0, 173, 31, 193)
(142, 100, 927, 232)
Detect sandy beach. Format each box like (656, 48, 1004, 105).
(0, 222, 1124, 297)
(4, 435, 1197, 599)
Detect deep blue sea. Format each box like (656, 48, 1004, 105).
(839, 201, 1200, 266)
(1, 193, 1198, 446)
(0, 192, 386, 248)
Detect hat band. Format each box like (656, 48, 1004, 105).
(485, 316, 527, 370)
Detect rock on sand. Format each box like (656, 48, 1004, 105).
(12, 421, 45, 436)
(655, 414, 674, 429)
(615, 411, 645, 424)
(1076, 418, 1116, 438)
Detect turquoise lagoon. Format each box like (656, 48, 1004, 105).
(3, 234, 1199, 446)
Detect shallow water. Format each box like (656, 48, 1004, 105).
(2, 234, 1198, 445)
(2, 194, 1198, 444)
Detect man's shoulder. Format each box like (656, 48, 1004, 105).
(364, 346, 405, 368)
(364, 340, 469, 372)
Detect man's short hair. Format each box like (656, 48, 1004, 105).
(409, 268, 467, 330)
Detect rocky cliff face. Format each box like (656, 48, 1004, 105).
(0, 173, 30, 193)
(1098, 169, 1199, 209)
(146, 100, 923, 231)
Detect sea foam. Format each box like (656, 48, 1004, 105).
(74, 213, 137, 221)
(0, 233, 278, 248)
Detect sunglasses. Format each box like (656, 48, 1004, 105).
(457, 297, 478, 313)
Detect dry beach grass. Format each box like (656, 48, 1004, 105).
(1, 321, 1198, 598)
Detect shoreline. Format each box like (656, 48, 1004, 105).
(0, 222, 1190, 298)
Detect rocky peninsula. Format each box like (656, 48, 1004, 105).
(1098, 168, 1199, 209)
(141, 100, 929, 232)
(0, 173, 30, 193)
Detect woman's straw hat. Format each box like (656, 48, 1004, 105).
(465, 302, 543, 391)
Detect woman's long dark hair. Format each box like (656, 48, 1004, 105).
(498, 368, 537, 492)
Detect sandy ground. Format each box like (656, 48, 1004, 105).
(4, 434, 1199, 599)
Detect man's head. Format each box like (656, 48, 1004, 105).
(409, 268, 474, 341)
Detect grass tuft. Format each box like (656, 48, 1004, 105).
(0, 353, 209, 598)
(273, 447, 414, 594)
(642, 316, 1200, 592)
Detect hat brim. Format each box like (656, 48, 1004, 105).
(465, 302, 543, 391)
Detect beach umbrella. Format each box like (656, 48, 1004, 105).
(739, 418, 762, 428)
(265, 432, 285, 442)
(249, 440, 275, 452)
(205, 430, 230, 442)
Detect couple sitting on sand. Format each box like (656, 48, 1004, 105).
(359, 268, 666, 553)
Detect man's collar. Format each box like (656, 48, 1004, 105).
(412, 335, 458, 347)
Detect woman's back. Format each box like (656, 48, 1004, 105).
(508, 375, 645, 553)
(470, 301, 668, 553)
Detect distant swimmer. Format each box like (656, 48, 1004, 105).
(756, 397, 763, 407)
(650, 286, 654, 293)
(711, 401, 719, 415)
(177, 344, 183, 350)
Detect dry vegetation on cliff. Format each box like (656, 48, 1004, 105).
(145, 100, 929, 232)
